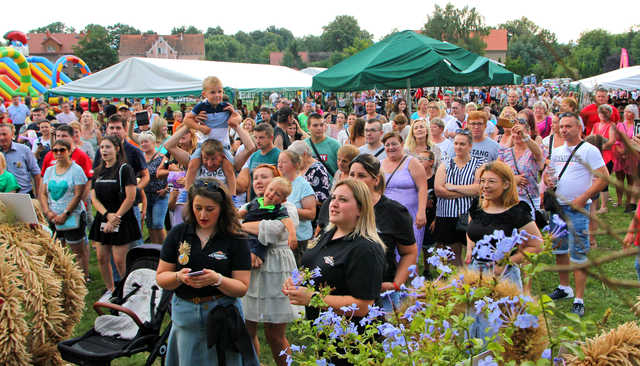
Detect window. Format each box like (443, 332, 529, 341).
(158, 47, 162, 54)
(47, 46, 55, 53)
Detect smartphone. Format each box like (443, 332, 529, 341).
(136, 111, 150, 125)
(100, 222, 119, 232)
(497, 118, 515, 129)
(634, 119, 640, 137)
(187, 270, 205, 277)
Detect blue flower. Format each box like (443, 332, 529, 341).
(474, 299, 486, 315)
(477, 355, 498, 366)
(310, 267, 322, 278)
(340, 303, 359, 315)
(360, 305, 386, 326)
(408, 264, 418, 278)
(377, 323, 401, 339)
(291, 269, 303, 286)
(401, 301, 425, 321)
(541, 348, 551, 360)
(514, 313, 539, 329)
(290, 344, 304, 352)
(381, 289, 396, 298)
(411, 275, 426, 289)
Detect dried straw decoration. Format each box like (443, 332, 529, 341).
(566, 322, 640, 366)
(0, 201, 87, 366)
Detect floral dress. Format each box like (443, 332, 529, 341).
(303, 161, 331, 204)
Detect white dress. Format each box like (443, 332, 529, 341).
(241, 202, 299, 323)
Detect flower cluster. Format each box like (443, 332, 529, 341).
(426, 247, 455, 274)
(542, 214, 569, 240)
(471, 228, 531, 263)
(474, 295, 540, 334)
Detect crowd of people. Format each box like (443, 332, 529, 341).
(2, 78, 640, 365)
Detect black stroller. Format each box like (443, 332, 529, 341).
(58, 244, 173, 366)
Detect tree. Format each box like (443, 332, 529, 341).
(298, 35, 324, 52)
(569, 29, 614, 77)
(282, 40, 305, 69)
(321, 15, 372, 52)
(106, 23, 141, 50)
(171, 26, 202, 35)
(143, 30, 157, 35)
(73, 24, 118, 72)
(205, 26, 224, 37)
(423, 3, 488, 54)
(205, 35, 246, 62)
(29, 22, 75, 33)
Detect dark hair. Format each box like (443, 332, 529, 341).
(392, 98, 410, 119)
(308, 112, 323, 121)
(94, 135, 127, 177)
(349, 118, 365, 142)
(518, 108, 538, 139)
(108, 114, 126, 128)
(254, 123, 274, 137)
(184, 178, 243, 236)
(52, 139, 71, 151)
(32, 107, 44, 114)
(55, 124, 75, 137)
(349, 153, 385, 193)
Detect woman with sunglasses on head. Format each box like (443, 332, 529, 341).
(434, 129, 482, 267)
(157, 178, 256, 366)
(240, 164, 299, 366)
(283, 179, 386, 365)
(498, 116, 544, 219)
(89, 135, 141, 298)
(40, 139, 89, 279)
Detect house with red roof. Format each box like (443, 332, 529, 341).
(118, 34, 204, 62)
(482, 29, 508, 63)
(26, 31, 83, 63)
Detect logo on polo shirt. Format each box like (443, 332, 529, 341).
(211, 251, 227, 260)
(323, 256, 334, 266)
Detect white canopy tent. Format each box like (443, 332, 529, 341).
(48, 57, 313, 98)
(573, 65, 640, 92)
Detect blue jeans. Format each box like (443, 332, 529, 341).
(635, 253, 640, 282)
(552, 204, 591, 263)
(379, 291, 402, 314)
(132, 205, 143, 247)
(146, 194, 169, 230)
(167, 296, 257, 366)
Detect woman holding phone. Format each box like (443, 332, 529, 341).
(156, 178, 255, 365)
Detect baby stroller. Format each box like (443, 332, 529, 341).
(58, 244, 173, 366)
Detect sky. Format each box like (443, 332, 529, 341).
(3, 0, 639, 44)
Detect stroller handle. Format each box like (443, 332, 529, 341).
(94, 302, 145, 328)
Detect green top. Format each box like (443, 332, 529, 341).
(297, 113, 309, 132)
(0, 170, 20, 193)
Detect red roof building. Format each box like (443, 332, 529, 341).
(118, 34, 204, 61)
(26, 32, 83, 63)
(482, 29, 508, 63)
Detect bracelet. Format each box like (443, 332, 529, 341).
(176, 272, 182, 284)
(212, 274, 223, 287)
(392, 282, 400, 291)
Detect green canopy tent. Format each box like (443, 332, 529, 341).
(312, 30, 521, 92)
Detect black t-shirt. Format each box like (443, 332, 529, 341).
(374, 195, 415, 282)
(93, 140, 148, 175)
(273, 126, 291, 150)
(302, 227, 385, 321)
(160, 222, 251, 299)
(467, 199, 532, 263)
(91, 163, 136, 213)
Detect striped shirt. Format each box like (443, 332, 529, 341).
(436, 156, 483, 218)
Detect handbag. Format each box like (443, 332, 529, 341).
(55, 211, 85, 231)
(510, 149, 548, 228)
(542, 141, 585, 214)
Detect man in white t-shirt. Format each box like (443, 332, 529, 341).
(543, 112, 608, 317)
(359, 119, 386, 160)
(55, 102, 76, 124)
(444, 99, 465, 138)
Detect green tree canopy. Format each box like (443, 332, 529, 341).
(29, 22, 76, 33)
(171, 26, 202, 34)
(72, 24, 117, 72)
(423, 3, 489, 54)
(321, 15, 372, 52)
(205, 26, 224, 37)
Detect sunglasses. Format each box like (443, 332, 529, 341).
(194, 179, 226, 197)
(558, 112, 579, 119)
(350, 154, 380, 176)
(455, 129, 471, 136)
(517, 118, 528, 125)
(52, 148, 67, 153)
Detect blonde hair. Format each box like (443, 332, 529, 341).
(138, 131, 156, 143)
(404, 119, 432, 153)
(151, 117, 168, 141)
(325, 178, 385, 251)
(267, 177, 292, 198)
(437, 101, 447, 118)
(499, 106, 517, 119)
(0, 152, 6, 172)
(478, 161, 519, 210)
(417, 97, 429, 109)
(203, 76, 223, 90)
(69, 121, 81, 132)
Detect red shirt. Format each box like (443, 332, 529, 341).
(580, 103, 620, 135)
(41, 148, 93, 179)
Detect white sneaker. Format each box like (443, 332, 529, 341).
(98, 289, 113, 303)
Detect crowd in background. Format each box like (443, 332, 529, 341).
(1, 80, 639, 365)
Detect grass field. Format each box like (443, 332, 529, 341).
(70, 191, 637, 366)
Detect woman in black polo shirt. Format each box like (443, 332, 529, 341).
(283, 178, 386, 323)
(156, 178, 253, 366)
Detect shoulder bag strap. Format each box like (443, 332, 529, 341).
(511, 148, 538, 208)
(548, 135, 554, 159)
(384, 155, 408, 188)
(557, 141, 586, 184)
(308, 140, 335, 176)
(118, 163, 128, 197)
(374, 146, 385, 157)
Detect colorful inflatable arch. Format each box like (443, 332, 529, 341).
(0, 47, 31, 96)
(52, 55, 91, 88)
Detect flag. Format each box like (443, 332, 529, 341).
(620, 48, 629, 68)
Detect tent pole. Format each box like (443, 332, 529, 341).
(406, 79, 412, 116)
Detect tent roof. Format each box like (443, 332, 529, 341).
(573, 66, 640, 92)
(49, 57, 313, 98)
(312, 30, 520, 91)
